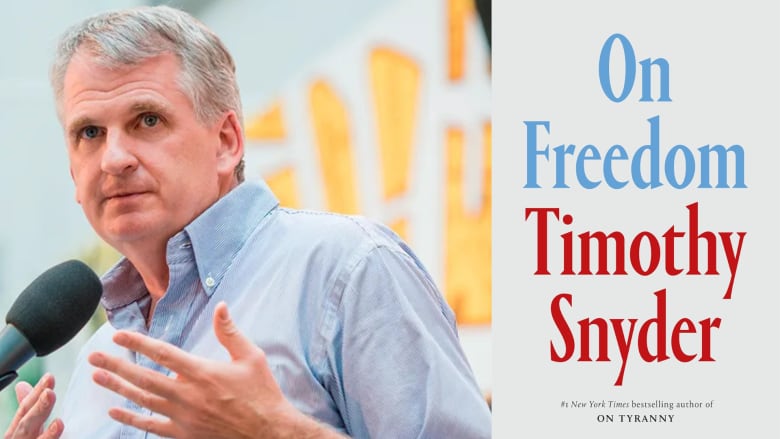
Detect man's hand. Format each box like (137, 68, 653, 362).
(88, 301, 344, 439)
(3, 374, 64, 439)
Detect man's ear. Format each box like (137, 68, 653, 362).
(216, 111, 244, 177)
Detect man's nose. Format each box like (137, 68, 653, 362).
(101, 130, 138, 175)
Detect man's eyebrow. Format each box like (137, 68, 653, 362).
(129, 100, 172, 115)
(66, 116, 96, 137)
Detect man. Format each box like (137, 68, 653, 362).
(4, 5, 491, 438)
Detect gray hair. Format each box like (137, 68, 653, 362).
(50, 5, 245, 182)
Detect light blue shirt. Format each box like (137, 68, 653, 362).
(60, 181, 491, 438)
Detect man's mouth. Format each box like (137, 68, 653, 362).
(105, 191, 148, 202)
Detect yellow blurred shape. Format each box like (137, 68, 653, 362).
(370, 47, 420, 200)
(245, 100, 287, 141)
(448, 0, 473, 81)
(309, 80, 360, 214)
(444, 123, 491, 324)
(265, 167, 300, 209)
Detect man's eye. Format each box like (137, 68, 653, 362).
(142, 114, 159, 127)
(81, 126, 100, 139)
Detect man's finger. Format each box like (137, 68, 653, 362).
(14, 382, 33, 406)
(107, 407, 178, 438)
(110, 331, 202, 377)
(39, 419, 64, 439)
(213, 302, 256, 361)
(91, 368, 172, 415)
(88, 352, 178, 402)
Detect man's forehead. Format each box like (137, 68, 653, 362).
(62, 53, 185, 107)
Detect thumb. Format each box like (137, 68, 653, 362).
(213, 301, 255, 361)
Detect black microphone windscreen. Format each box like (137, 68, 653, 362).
(5, 260, 102, 356)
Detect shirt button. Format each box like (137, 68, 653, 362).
(205, 277, 215, 287)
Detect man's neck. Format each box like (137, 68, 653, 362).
(122, 241, 170, 325)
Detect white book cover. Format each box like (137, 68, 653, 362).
(494, 1, 780, 436)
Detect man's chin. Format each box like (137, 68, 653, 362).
(101, 219, 165, 246)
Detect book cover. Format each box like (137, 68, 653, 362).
(494, 1, 780, 436)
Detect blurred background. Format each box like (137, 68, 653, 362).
(0, 0, 491, 422)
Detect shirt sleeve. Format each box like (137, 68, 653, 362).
(322, 243, 492, 439)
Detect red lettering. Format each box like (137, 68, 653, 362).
(549, 289, 721, 385)
(525, 207, 560, 275)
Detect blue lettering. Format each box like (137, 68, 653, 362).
(599, 33, 636, 103)
(524, 121, 551, 188)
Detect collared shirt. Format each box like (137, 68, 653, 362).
(60, 181, 492, 438)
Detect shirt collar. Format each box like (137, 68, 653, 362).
(100, 180, 279, 309)
(185, 180, 278, 296)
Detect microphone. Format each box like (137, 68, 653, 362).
(0, 259, 102, 391)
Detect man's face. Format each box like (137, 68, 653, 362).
(62, 51, 238, 252)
